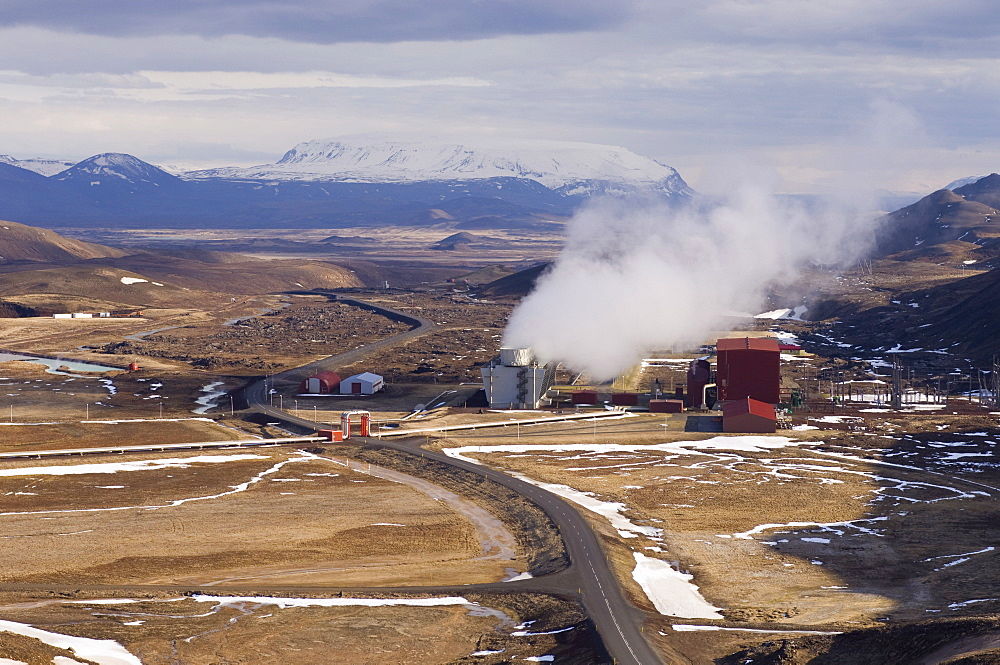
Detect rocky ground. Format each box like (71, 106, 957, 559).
(96, 296, 412, 374)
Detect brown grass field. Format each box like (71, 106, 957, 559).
(427, 410, 1000, 662)
(2, 224, 1000, 663)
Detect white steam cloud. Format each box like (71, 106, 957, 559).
(502, 185, 875, 380)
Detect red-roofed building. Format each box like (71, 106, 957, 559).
(716, 337, 780, 404)
(298, 371, 341, 394)
(722, 397, 777, 433)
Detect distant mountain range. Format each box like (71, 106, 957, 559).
(0, 137, 692, 229)
(188, 136, 692, 196)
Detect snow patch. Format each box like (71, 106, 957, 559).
(671, 624, 840, 634)
(0, 619, 140, 665)
(190, 594, 470, 608)
(631, 553, 723, 619)
(0, 454, 267, 478)
(193, 381, 227, 414)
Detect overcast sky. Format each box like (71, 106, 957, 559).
(0, 0, 997, 192)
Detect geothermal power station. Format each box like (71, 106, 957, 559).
(478, 336, 782, 433)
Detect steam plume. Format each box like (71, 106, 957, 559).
(502, 185, 875, 380)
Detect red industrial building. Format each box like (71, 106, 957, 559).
(298, 371, 341, 394)
(611, 392, 639, 406)
(722, 397, 777, 433)
(649, 399, 685, 413)
(716, 337, 780, 404)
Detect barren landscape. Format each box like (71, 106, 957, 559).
(5, 2, 1000, 661)
(0, 219, 997, 664)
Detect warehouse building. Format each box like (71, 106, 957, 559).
(339, 372, 384, 395)
(298, 371, 341, 394)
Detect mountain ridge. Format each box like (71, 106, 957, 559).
(184, 136, 692, 198)
(0, 138, 694, 228)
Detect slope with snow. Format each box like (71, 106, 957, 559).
(944, 174, 991, 191)
(0, 155, 75, 176)
(53, 153, 182, 189)
(185, 136, 692, 198)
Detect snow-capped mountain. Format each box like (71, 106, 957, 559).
(0, 140, 692, 229)
(0, 155, 75, 177)
(185, 136, 692, 198)
(53, 153, 181, 188)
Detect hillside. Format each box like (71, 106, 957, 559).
(0, 219, 128, 262)
(0, 220, 364, 312)
(954, 173, 1000, 209)
(875, 183, 1000, 266)
(473, 262, 550, 299)
(431, 232, 482, 251)
(0, 163, 108, 224)
(916, 266, 1000, 364)
(97, 253, 363, 294)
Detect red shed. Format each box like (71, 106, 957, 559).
(649, 399, 684, 413)
(722, 398, 777, 433)
(298, 371, 341, 394)
(571, 390, 598, 405)
(611, 393, 639, 406)
(716, 337, 780, 404)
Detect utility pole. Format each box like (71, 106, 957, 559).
(891, 356, 903, 410)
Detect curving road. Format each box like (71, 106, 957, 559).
(239, 295, 665, 665)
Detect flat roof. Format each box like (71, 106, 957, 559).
(717, 337, 781, 352)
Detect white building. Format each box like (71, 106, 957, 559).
(339, 372, 384, 395)
(480, 347, 552, 409)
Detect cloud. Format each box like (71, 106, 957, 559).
(0, 71, 161, 89)
(139, 70, 490, 95)
(662, 0, 1000, 51)
(0, 1, 997, 191)
(0, 0, 635, 43)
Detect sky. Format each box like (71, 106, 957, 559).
(0, 0, 998, 193)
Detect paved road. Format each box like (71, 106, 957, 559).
(248, 293, 437, 404)
(239, 294, 665, 665)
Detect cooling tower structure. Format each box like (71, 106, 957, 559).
(481, 347, 554, 409)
